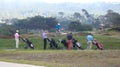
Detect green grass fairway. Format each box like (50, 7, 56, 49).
(0, 34, 120, 67)
(0, 35, 120, 50)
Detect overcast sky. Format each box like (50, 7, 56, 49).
(40, 0, 120, 3)
(1, 0, 120, 3)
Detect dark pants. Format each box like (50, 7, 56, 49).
(44, 38, 48, 50)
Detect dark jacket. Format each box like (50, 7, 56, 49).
(67, 34, 73, 40)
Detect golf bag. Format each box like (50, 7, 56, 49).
(72, 39, 84, 50)
(93, 40, 103, 50)
(48, 38, 59, 49)
(61, 39, 68, 49)
(21, 37, 34, 49)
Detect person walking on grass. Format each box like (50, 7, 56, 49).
(86, 33, 93, 49)
(42, 30, 48, 50)
(14, 30, 20, 49)
(67, 32, 73, 50)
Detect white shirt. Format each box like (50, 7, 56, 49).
(42, 32, 48, 38)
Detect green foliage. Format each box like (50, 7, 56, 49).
(108, 27, 120, 31)
(68, 21, 81, 31)
(0, 24, 15, 36)
(68, 21, 92, 31)
(105, 11, 120, 27)
(73, 12, 81, 18)
(92, 19, 100, 29)
(13, 16, 58, 31)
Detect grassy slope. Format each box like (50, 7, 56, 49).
(0, 50, 120, 67)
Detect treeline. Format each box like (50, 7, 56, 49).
(13, 16, 57, 31)
(1, 9, 120, 36)
(68, 21, 92, 31)
(13, 16, 92, 31)
(0, 16, 93, 36)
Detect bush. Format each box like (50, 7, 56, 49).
(0, 25, 15, 36)
(68, 21, 93, 31)
(108, 27, 120, 32)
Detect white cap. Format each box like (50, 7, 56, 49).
(16, 30, 19, 32)
(58, 23, 60, 25)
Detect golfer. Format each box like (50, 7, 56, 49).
(14, 30, 20, 48)
(86, 33, 93, 49)
(55, 23, 61, 34)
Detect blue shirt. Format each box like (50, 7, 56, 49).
(87, 35, 93, 41)
(56, 24, 61, 31)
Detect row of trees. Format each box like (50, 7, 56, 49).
(13, 16, 57, 31)
(0, 15, 93, 36)
(68, 21, 92, 31)
(105, 10, 120, 27)
(0, 9, 120, 36)
(58, 9, 120, 30)
(57, 9, 100, 29)
(13, 16, 93, 32)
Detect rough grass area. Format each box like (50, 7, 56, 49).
(0, 50, 120, 67)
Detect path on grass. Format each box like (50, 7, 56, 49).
(0, 61, 45, 67)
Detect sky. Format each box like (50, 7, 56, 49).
(40, 0, 120, 3)
(1, 0, 120, 3)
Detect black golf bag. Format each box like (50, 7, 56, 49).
(48, 38, 59, 49)
(61, 39, 68, 49)
(21, 37, 34, 49)
(72, 39, 83, 50)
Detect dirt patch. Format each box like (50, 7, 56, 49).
(0, 35, 14, 39)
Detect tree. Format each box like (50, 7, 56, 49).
(0, 24, 15, 36)
(13, 16, 58, 31)
(107, 9, 114, 14)
(82, 9, 89, 17)
(58, 12, 64, 16)
(68, 21, 81, 31)
(105, 10, 120, 27)
(68, 21, 92, 31)
(73, 12, 81, 19)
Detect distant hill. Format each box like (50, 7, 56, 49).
(0, 2, 120, 19)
